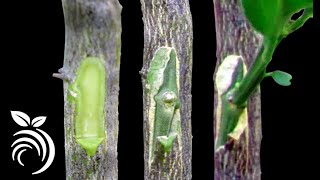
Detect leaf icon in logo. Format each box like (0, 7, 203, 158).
(11, 111, 30, 127)
(32, 116, 46, 127)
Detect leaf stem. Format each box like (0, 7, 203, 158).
(231, 6, 313, 107)
(231, 38, 279, 106)
(264, 72, 273, 77)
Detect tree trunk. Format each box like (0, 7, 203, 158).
(213, 0, 263, 179)
(57, 0, 121, 179)
(139, 0, 193, 179)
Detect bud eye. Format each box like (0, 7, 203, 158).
(162, 91, 177, 103)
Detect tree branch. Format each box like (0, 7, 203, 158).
(60, 0, 122, 179)
(213, 0, 263, 179)
(140, 0, 193, 179)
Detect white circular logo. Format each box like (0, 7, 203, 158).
(10, 111, 55, 175)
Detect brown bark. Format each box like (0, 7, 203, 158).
(58, 0, 122, 179)
(213, 0, 263, 179)
(139, 0, 193, 179)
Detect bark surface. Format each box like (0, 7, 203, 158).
(59, 0, 121, 179)
(213, 0, 263, 179)
(140, 0, 193, 179)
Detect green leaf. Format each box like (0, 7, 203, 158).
(283, 0, 313, 15)
(241, 0, 313, 38)
(270, 70, 292, 86)
(241, 0, 282, 37)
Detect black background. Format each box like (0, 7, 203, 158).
(3, 0, 320, 179)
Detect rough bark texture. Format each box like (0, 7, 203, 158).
(60, 0, 121, 179)
(139, 0, 193, 179)
(213, 0, 263, 179)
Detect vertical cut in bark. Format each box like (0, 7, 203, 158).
(140, 0, 193, 179)
(213, 0, 263, 179)
(58, 0, 122, 179)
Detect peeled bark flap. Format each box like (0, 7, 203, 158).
(61, 0, 122, 179)
(213, 0, 263, 179)
(140, 0, 193, 179)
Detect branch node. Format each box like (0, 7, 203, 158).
(52, 73, 64, 80)
(52, 73, 71, 81)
